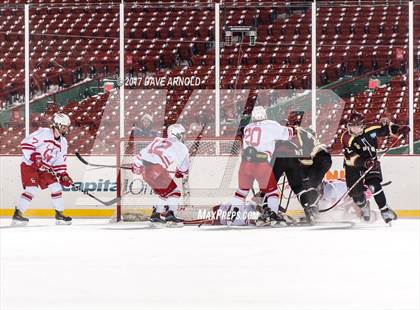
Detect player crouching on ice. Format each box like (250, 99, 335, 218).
(131, 124, 189, 227)
(341, 112, 410, 223)
(12, 113, 73, 225)
(230, 106, 295, 227)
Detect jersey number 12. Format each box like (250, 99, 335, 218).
(148, 139, 172, 156)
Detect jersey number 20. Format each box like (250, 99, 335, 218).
(244, 127, 261, 146)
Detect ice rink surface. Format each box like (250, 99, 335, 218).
(0, 218, 419, 310)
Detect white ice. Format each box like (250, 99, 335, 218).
(1, 218, 419, 310)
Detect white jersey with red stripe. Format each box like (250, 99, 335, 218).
(318, 180, 351, 210)
(317, 180, 381, 222)
(135, 137, 189, 173)
(242, 120, 292, 161)
(218, 203, 258, 226)
(20, 127, 68, 174)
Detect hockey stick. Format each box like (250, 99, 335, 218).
(381, 180, 392, 187)
(76, 152, 180, 173)
(279, 187, 293, 213)
(81, 192, 121, 206)
(278, 175, 286, 207)
(75, 152, 132, 170)
(182, 122, 207, 207)
(319, 134, 403, 213)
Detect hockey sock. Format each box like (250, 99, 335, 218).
(49, 183, 64, 212)
(16, 186, 38, 212)
(353, 194, 367, 208)
(166, 195, 181, 212)
(373, 191, 387, 209)
(231, 189, 248, 207)
(305, 187, 320, 206)
(296, 189, 310, 208)
(368, 183, 387, 209)
(155, 196, 167, 213)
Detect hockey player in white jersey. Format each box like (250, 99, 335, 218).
(230, 106, 295, 227)
(131, 124, 189, 226)
(216, 202, 259, 226)
(316, 179, 380, 223)
(12, 113, 73, 225)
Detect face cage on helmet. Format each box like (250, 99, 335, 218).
(347, 123, 364, 136)
(177, 132, 185, 142)
(169, 130, 185, 142)
(54, 124, 71, 137)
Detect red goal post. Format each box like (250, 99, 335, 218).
(114, 136, 243, 222)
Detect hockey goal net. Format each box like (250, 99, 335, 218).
(114, 137, 243, 222)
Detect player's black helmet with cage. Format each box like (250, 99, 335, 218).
(286, 110, 304, 127)
(347, 111, 365, 136)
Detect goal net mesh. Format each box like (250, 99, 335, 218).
(114, 137, 242, 222)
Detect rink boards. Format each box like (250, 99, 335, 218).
(0, 155, 419, 218)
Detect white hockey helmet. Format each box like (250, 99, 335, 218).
(52, 113, 71, 137)
(167, 123, 186, 142)
(251, 106, 267, 122)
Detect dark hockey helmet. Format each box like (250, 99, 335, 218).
(347, 111, 365, 135)
(347, 111, 365, 126)
(286, 110, 304, 127)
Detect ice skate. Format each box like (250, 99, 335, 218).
(256, 207, 286, 227)
(162, 207, 184, 228)
(268, 211, 287, 227)
(359, 202, 371, 222)
(303, 204, 318, 224)
(11, 208, 29, 226)
(380, 206, 397, 224)
(256, 206, 271, 226)
(55, 210, 72, 225)
(149, 207, 167, 228)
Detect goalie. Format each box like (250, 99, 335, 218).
(131, 124, 189, 226)
(315, 179, 384, 222)
(217, 178, 372, 226)
(12, 113, 73, 225)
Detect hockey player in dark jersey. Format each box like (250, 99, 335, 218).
(269, 111, 332, 222)
(341, 111, 410, 223)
